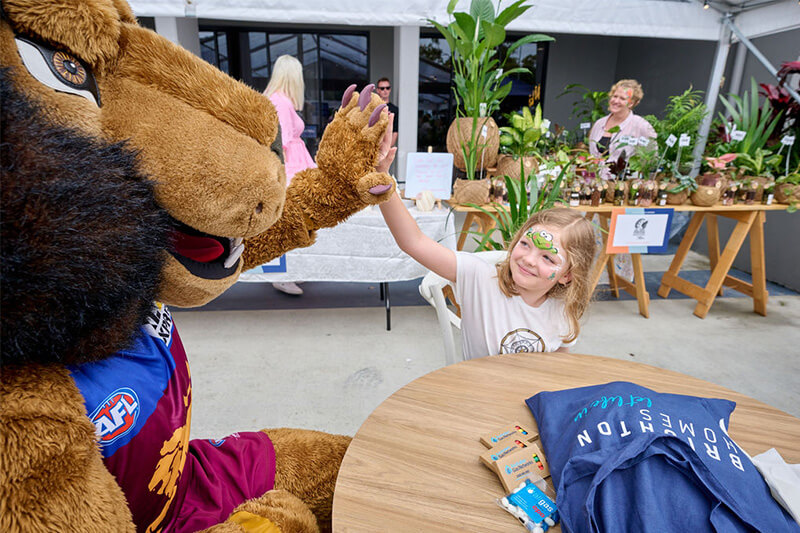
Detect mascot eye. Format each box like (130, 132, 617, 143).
(540, 231, 553, 242)
(14, 36, 101, 107)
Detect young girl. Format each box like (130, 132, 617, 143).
(379, 190, 597, 360)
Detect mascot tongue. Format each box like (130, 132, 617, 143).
(173, 232, 225, 263)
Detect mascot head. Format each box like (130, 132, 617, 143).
(1, 0, 287, 308)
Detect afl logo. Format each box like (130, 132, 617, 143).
(89, 388, 140, 446)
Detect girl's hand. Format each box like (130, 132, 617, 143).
(376, 112, 397, 174)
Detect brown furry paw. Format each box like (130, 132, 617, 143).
(203, 489, 319, 533)
(268, 428, 352, 533)
(314, 85, 396, 205)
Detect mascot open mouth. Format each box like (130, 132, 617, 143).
(169, 219, 244, 279)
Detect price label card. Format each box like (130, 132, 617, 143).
(479, 102, 487, 117)
(665, 134, 678, 147)
(542, 119, 551, 129)
(679, 134, 691, 147)
(619, 135, 631, 145)
(481, 125, 488, 138)
(782, 135, 796, 146)
(580, 122, 591, 130)
(731, 130, 747, 141)
(638, 136, 650, 146)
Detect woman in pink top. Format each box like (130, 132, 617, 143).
(264, 55, 316, 185)
(264, 55, 316, 295)
(588, 79, 656, 178)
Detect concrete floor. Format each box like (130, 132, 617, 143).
(176, 248, 800, 440)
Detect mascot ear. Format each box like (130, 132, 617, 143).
(0, 69, 170, 366)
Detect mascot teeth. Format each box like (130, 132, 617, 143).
(224, 239, 245, 268)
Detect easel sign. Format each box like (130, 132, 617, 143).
(607, 208, 674, 254)
(404, 152, 454, 200)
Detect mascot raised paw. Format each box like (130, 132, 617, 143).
(0, 0, 395, 532)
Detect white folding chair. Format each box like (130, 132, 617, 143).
(418, 250, 507, 366)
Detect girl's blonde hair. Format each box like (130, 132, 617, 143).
(496, 207, 597, 343)
(609, 79, 644, 109)
(264, 55, 305, 110)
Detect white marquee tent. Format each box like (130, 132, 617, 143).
(129, 0, 799, 172)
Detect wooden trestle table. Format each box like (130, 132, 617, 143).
(451, 203, 788, 319)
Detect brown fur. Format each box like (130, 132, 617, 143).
(0, 365, 134, 532)
(2, 0, 394, 529)
(269, 429, 352, 533)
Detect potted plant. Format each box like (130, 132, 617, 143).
(468, 159, 574, 250)
(430, 0, 553, 204)
(494, 104, 547, 185)
(713, 78, 783, 160)
(775, 167, 800, 209)
(662, 163, 696, 205)
(644, 87, 707, 172)
(627, 141, 660, 206)
(733, 148, 782, 202)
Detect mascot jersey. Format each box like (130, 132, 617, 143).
(69, 304, 276, 532)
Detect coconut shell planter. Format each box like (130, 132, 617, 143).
(691, 173, 723, 206)
(446, 117, 500, 171)
(775, 182, 800, 205)
(452, 177, 492, 205)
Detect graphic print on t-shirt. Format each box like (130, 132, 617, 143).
(501, 328, 545, 353)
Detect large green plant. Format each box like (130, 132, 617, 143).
(429, 0, 553, 179)
(715, 78, 782, 158)
(644, 87, 707, 170)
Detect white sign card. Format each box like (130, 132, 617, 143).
(731, 130, 747, 141)
(781, 135, 796, 146)
(404, 152, 454, 200)
(679, 134, 691, 147)
(638, 136, 650, 146)
(580, 122, 591, 130)
(612, 213, 671, 248)
(665, 134, 678, 147)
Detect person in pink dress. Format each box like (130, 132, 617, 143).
(264, 55, 316, 295)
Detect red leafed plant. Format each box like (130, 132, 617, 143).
(759, 61, 800, 142)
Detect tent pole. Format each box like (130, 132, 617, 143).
(723, 16, 800, 106)
(692, 16, 732, 177)
(727, 42, 748, 105)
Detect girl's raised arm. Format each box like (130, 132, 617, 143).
(379, 192, 457, 282)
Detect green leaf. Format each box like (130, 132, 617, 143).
(496, 0, 532, 26)
(428, 20, 456, 53)
(470, 0, 496, 24)
(447, 0, 460, 15)
(453, 12, 476, 45)
(506, 33, 553, 58)
(481, 20, 506, 48)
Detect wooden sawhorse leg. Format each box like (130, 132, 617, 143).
(457, 212, 496, 251)
(589, 213, 649, 318)
(659, 211, 763, 318)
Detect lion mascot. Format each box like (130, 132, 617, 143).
(0, 0, 396, 531)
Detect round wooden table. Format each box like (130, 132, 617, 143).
(333, 352, 800, 532)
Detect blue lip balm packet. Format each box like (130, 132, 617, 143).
(498, 479, 559, 532)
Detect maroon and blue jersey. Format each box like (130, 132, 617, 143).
(69, 303, 276, 532)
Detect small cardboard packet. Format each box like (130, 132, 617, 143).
(479, 422, 538, 449)
(480, 438, 536, 472)
(494, 441, 551, 492)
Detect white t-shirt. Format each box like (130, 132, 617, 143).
(454, 252, 575, 360)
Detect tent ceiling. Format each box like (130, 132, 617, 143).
(129, 0, 798, 40)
